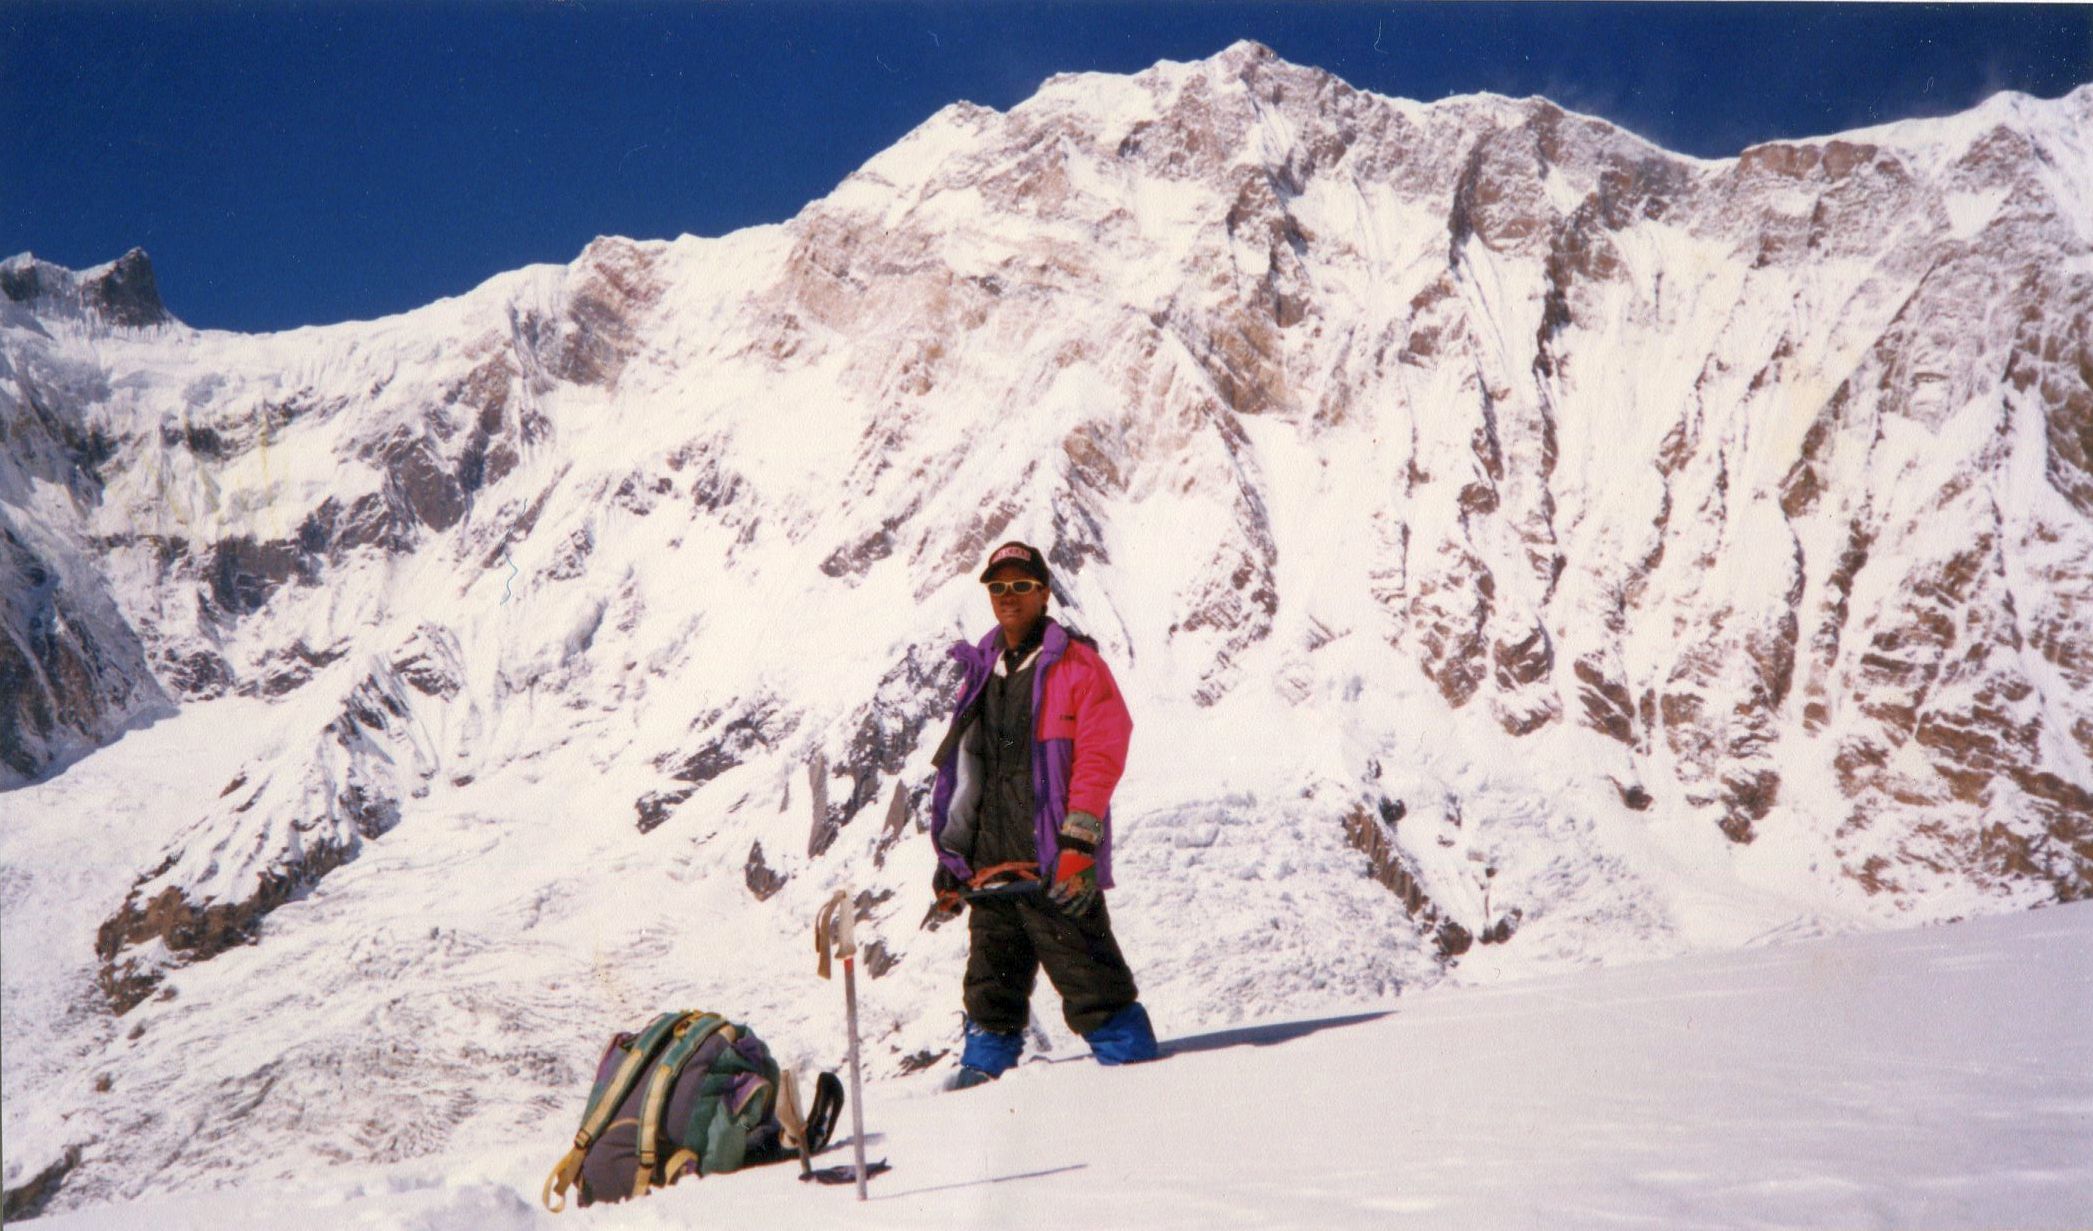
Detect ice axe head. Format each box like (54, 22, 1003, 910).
(815, 888, 857, 979)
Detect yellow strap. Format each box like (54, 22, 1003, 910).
(775, 1069, 808, 1150)
(631, 1162, 651, 1201)
(639, 1059, 673, 1163)
(541, 1145, 586, 1213)
(635, 1014, 729, 1197)
(580, 1011, 700, 1148)
(662, 1147, 701, 1186)
(551, 1010, 709, 1212)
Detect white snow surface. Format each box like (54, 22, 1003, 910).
(27, 901, 2093, 1230)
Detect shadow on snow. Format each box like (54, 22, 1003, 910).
(1160, 1010, 1391, 1058)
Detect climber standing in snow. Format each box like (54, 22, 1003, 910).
(926, 540, 1158, 1088)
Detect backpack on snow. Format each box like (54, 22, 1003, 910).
(542, 1010, 844, 1211)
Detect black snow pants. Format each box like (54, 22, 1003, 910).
(964, 894, 1139, 1037)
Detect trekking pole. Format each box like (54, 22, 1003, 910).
(815, 889, 871, 1201)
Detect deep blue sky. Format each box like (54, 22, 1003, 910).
(6, 3, 2087, 333)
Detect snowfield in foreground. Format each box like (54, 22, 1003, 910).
(33, 900, 2093, 1231)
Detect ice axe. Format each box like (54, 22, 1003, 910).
(964, 877, 1044, 903)
(815, 889, 872, 1201)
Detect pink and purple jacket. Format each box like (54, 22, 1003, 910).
(929, 619, 1133, 888)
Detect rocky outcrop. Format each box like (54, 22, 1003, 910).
(744, 840, 787, 901)
(1, 248, 171, 328)
(827, 647, 963, 836)
(95, 835, 356, 1014)
(92, 664, 431, 1012)
(1, 1143, 82, 1221)
(1341, 799, 1515, 958)
(545, 237, 665, 389)
(0, 525, 170, 786)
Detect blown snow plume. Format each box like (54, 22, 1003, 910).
(4, 42, 2090, 1215)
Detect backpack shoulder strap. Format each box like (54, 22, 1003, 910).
(631, 1014, 732, 1199)
(542, 1010, 696, 1213)
(774, 1068, 808, 1150)
(804, 1070, 844, 1154)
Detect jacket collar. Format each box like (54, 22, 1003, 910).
(959, 617, 1067, 675)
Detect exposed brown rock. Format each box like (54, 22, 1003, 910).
(807, 752, 836, 859)
(1736, 139, 1882, 182)
(373, 433, 467, 534)
(1535, 195, 1626, 371)
(206, 534, 314, 616)
(1174, 307, 1288, 416)
(95, 836, 356, 1014)
(1850, 853, 1904, 896)
(544, 526, 594, 581)
(445, 354, 522, 494)
(634, 788, 694, 834)
(1574, 658, 1637, 745)
(872, 783, 914, 869)
(249, 638, 350, 698)
(822, 495, 925, 582)
(744, 840, 787, 901)
(160, 647, 236, 699)
(1810, 519, 1874, 682)
(1341, 801, 1471, 944)
(659, 699, 785, 789)
(2036, 305, 2093, 515)
(550, 237, 665, 388)
(1174, 511, 1279, 706)
(820, 645, 963, 843)
(301, 491, 414, 561)
(1498, 698, 1561, 737)
(81, 248, 169, 327)
(1047, 491, 1114, 578)
(1, 528, 172, 783)
(1492, 624, 1554, 689)
(1409, 555, 1494, 710)
(1, 1144, 81, 1222)
(1434, 921, 1474, 958)
(1719, 770, 1779, 844)
(1448, 132, 1552, 259)
(389, 634, 461, 701)
(1061, 426, 1130, 497)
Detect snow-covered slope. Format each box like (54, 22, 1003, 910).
(23, 900, 2093, 1229)
(4, 41, 2090, 1218)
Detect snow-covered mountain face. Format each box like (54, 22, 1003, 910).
(4, 41, 2089, 1213)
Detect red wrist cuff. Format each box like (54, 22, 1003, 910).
(1054, 849, 1095, 881)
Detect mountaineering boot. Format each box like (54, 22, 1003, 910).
(1082, 1002, 1160, 1065)
(942, 1064, 998, 1092)
(945, 1017, 1023, 1089)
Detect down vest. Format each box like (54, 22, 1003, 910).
(929, 619, 1133, 888)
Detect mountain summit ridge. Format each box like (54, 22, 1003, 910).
(1, 248, 175, 332)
